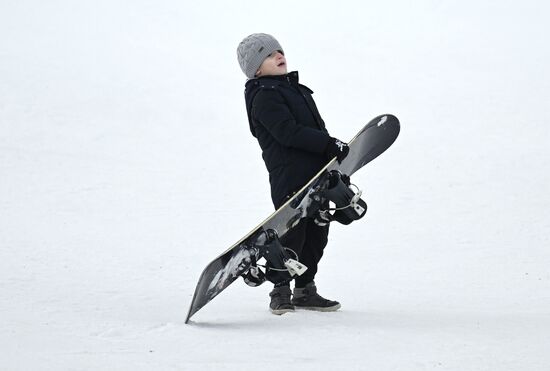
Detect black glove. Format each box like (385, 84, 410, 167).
(325, 137, 349, 164)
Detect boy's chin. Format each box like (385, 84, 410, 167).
(257, 68, 288, 77)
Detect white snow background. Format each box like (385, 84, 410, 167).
(1, 0, 549, 370)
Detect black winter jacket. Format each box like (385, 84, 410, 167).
(244, 71, 331, 208)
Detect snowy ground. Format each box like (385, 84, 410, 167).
(1, 1, 550, 370)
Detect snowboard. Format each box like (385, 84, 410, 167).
(185, 114, 400, 323)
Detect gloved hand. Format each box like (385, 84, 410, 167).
(325, 137, 349, 164)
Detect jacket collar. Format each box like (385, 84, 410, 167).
(252, 71, 299, 84)
(244, 71, 304, 97)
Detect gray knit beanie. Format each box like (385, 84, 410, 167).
(237, 33, 284, 79)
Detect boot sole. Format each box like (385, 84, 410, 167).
(270, 307, 295, 315)
(294, 303, 341, 312)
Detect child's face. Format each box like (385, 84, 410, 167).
(256, 51, 287, 77)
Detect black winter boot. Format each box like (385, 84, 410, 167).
(269, 285, 295, 315)
(291, 282, 341, 312)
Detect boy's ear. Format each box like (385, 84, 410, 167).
(255, 69, 262, 77)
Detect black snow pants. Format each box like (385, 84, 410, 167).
(266, 218, 329, 288)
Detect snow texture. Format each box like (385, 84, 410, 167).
(1, 0, 549, 370)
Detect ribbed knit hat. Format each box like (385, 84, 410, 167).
(237, 33, 284, 79)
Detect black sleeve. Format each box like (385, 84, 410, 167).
(252, 88, 330, 153)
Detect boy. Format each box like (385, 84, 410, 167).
(237, 33, 349, 314)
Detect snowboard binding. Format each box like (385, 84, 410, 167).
(241, 259, 266, 287)
(242, 229, 308, 287)
(312, 170, 368, 226)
